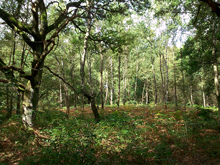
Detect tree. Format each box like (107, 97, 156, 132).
(0, 0, 87, 127)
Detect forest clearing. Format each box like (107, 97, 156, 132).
(1, 0, 220, 164)
(1, 104, 220, 164)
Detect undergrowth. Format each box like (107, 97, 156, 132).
(0, 104, 220, 164)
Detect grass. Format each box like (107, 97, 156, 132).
(0, 104, 220, 164)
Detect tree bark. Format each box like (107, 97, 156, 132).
(99, 43, 104, 109)
(123, 56, 127, 106)
(59, 81, 63, 108)
(134, 63, 139, 102)
(142, 83, 145, 104)
(17, 41, 26, 114)
(145, 78, 149, 104)
(105, 60, 109, 105)
(164, 44, 169, 108)
(212, 15, 220, 127)
(80, 0, 100, 123)
(16, 92, 21, 114)
(0, 0, 81, 128)
(172, 47, 178, 107)
(74, 93, 77, 108)
(64, 84, 70, 117)
(151, 57, 157, 106)
(202, 89, 206, 107)
(190, 86, 194, 105)
(6, 86, 12, 118)
(180, 51, 186, 110)
(110, 56, 114, 105)
(22, 81, 34, 127)
(117, 53, 121, 107)
(159, 53, 165, 103)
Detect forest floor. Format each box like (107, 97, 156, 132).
(0, 104, 220, 164)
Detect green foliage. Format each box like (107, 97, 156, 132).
(1, 105, 219, 164)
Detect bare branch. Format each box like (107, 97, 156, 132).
(193, 4, 202, 25)
(46, 1, 58, 9)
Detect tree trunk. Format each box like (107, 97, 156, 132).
(6, 86, 12, 118)
(17, 42, 26, 114)
(64, 84, 70, 117)
(172, 47, 178, 107)
(88, 52, 93, 93)
(22, 81, 34, 127)
(180, 52, 186, 109)
(80, 0, 100, 122)
(122, 56, 127, 106)
(210, 15, 220, 127)
(16, 91, 21, 114)
(117, 54, 121, 107)
(145, 78, 149, 104)
(164, 45, 169, 108)
(99, 43, 104, 109)
(90, 96, 100, 123)
(134, 63, 139, 102)
(59, 81, 63, 108)
(74, 93, 77, 108)
(142, 83, 145, 104)
(202, 89, 206, 107)
(105, 61, 109, 105)
(22, 46, 45, 127)
(159, 53, 165, 103)
(190, 86, 194, 105)
(151, 57, 157, 106)
(110, 56, 114, 105)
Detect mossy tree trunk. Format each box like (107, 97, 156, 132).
(0, 0, 81, 128)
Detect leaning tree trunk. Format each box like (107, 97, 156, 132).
(80, 0, 100, 123)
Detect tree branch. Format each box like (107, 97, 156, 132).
(0, 57, 31, 80)
(0, 9, 33, 35)
(46, 0, 82, 35)
(39, 0, 48, 35)
(0, 79, 25, 91)
(44, 65, 78, 95)
(200, 0, 220, 17)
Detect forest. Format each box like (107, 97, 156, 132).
(1, 0, 220, 164)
